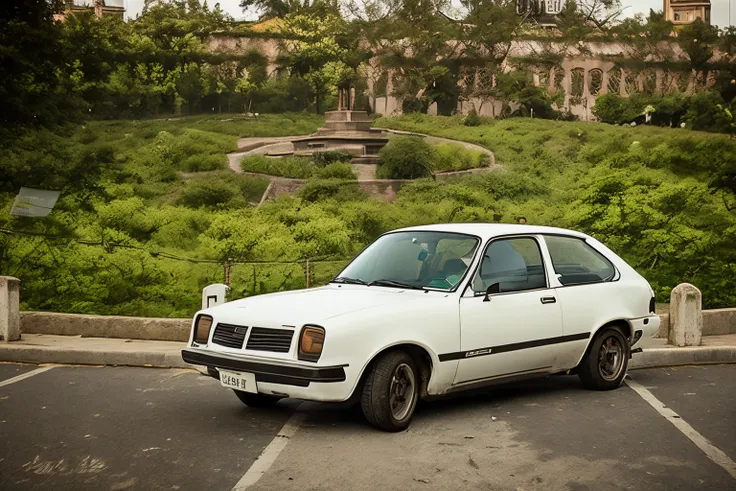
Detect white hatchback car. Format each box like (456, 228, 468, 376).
(182, 224, 660, 431)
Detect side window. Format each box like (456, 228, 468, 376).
(544, 236, 616, 286)
(472, 238, 547, 294)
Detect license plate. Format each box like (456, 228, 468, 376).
(219, 369, 257, 393)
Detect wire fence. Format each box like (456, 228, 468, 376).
(0, 227, 353, 301)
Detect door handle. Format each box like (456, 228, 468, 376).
(540, 296, 557, 304)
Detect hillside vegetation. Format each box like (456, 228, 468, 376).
(1, 114, 734, 317)
(378, 113, 736, 308)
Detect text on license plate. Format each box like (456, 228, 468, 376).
(219, 369, 257, 393)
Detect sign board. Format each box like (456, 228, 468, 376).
(202, 283, 230, 310)
(10, 187, 61, 218)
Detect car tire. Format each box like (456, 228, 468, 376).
(360, 350, 419, 432)
(233, 390, 282, 407)
(579, 326, 630, 391)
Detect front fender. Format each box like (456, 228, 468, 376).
(317, 292, 461, 398)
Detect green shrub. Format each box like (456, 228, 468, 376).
(233, 174, 270, 203)
(240, 154, 316, 178)
(176, 173, 266, 209)
(312, 151, 352, 166)
(463, 109, 481, 127)
(315, 162, 356, 179)
(594, 90, 733, 133)
(299, 178, 363, 202)
(684, 91, 734, 133)
(377, 136, 435, 179)
(433, 143, 489, 172)
(401, 97, 429, 114)
(592, 93, 643, 124)
(178, 179, 240, 208)
(181, 154, 226, 172)
(78, 126, 99, 144)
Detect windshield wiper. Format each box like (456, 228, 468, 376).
(367, 279, 425, 290)
(332, 276, 368, 285)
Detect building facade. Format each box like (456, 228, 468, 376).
(663, 0, 711, 25)
(516, 0, 565, 16)
(56, 0, 125, 20)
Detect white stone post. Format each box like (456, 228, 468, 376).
(0, 276, 21, 342)
(202, 283, 229, 310)
(668, 283, 703, 347)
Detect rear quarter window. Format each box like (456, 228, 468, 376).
(544, 235, 616, 286)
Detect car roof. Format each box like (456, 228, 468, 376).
(391, 223, 590, 241)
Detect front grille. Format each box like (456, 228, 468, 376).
(246, 327, 294, 353)
(212, 323, 248, 349)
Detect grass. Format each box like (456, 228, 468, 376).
(376, 113, 735, 171)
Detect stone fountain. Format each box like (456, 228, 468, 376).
(286, 87, 389, 164)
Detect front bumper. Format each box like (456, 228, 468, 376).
(181, 348, 355, 401)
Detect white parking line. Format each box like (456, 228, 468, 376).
(231, 408, 306, 490)
(0, 366, 55, 388)
(626, 378, 736, 479)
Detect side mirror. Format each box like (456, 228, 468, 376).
(483, 283, 500, 302)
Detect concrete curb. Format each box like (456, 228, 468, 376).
(629, 346, 736, 370)
(0, 342, 189, 369)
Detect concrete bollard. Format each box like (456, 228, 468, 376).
(668, 283, 703, 347)
(0, 276, 21, 342)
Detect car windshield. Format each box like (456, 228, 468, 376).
(334, 231, 480, 291)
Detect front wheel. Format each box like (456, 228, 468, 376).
(579, 326, 630, 390)
(360, 351, 419, 432)
(233, 390, 282, 407)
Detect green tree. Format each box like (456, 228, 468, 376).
(0, 0, 66, 124)
(278, 7, 355, 112)
(678, 18, 719, 74)
(239, 0, 316, 19)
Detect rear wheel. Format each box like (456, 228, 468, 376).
(360, 350, 419, 432)
(233, 390, 282, 407)
(579, 326, 630, 390)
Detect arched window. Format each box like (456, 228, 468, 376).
(643, 69, 657, 95)
(624, 69, 640, 95)
(607, 68, 621, 95)
(538, 68, 550, 89)
(588, 69, 603, 96)
(570, 67, 585, 102)
(552, 66, 565, 92)
(674, 12, 680, 21)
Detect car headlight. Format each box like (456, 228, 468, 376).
(193, 314, 213, 345)
(298, 325, 325, 362)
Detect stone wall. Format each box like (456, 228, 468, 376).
(20, 312, 191, 342)
(656, 308, 736, 339)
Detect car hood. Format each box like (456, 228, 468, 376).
(204, 285, 440, 327)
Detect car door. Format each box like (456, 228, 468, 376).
(453, 236, 564, 385)
(542, 235, 621, 369)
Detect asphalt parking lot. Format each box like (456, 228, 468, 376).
(0, 363, 734, 491)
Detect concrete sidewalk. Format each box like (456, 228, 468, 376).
(0, 333, 734, 370)
(630, 334, 736, 369)
(0, 334, 188, 368)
